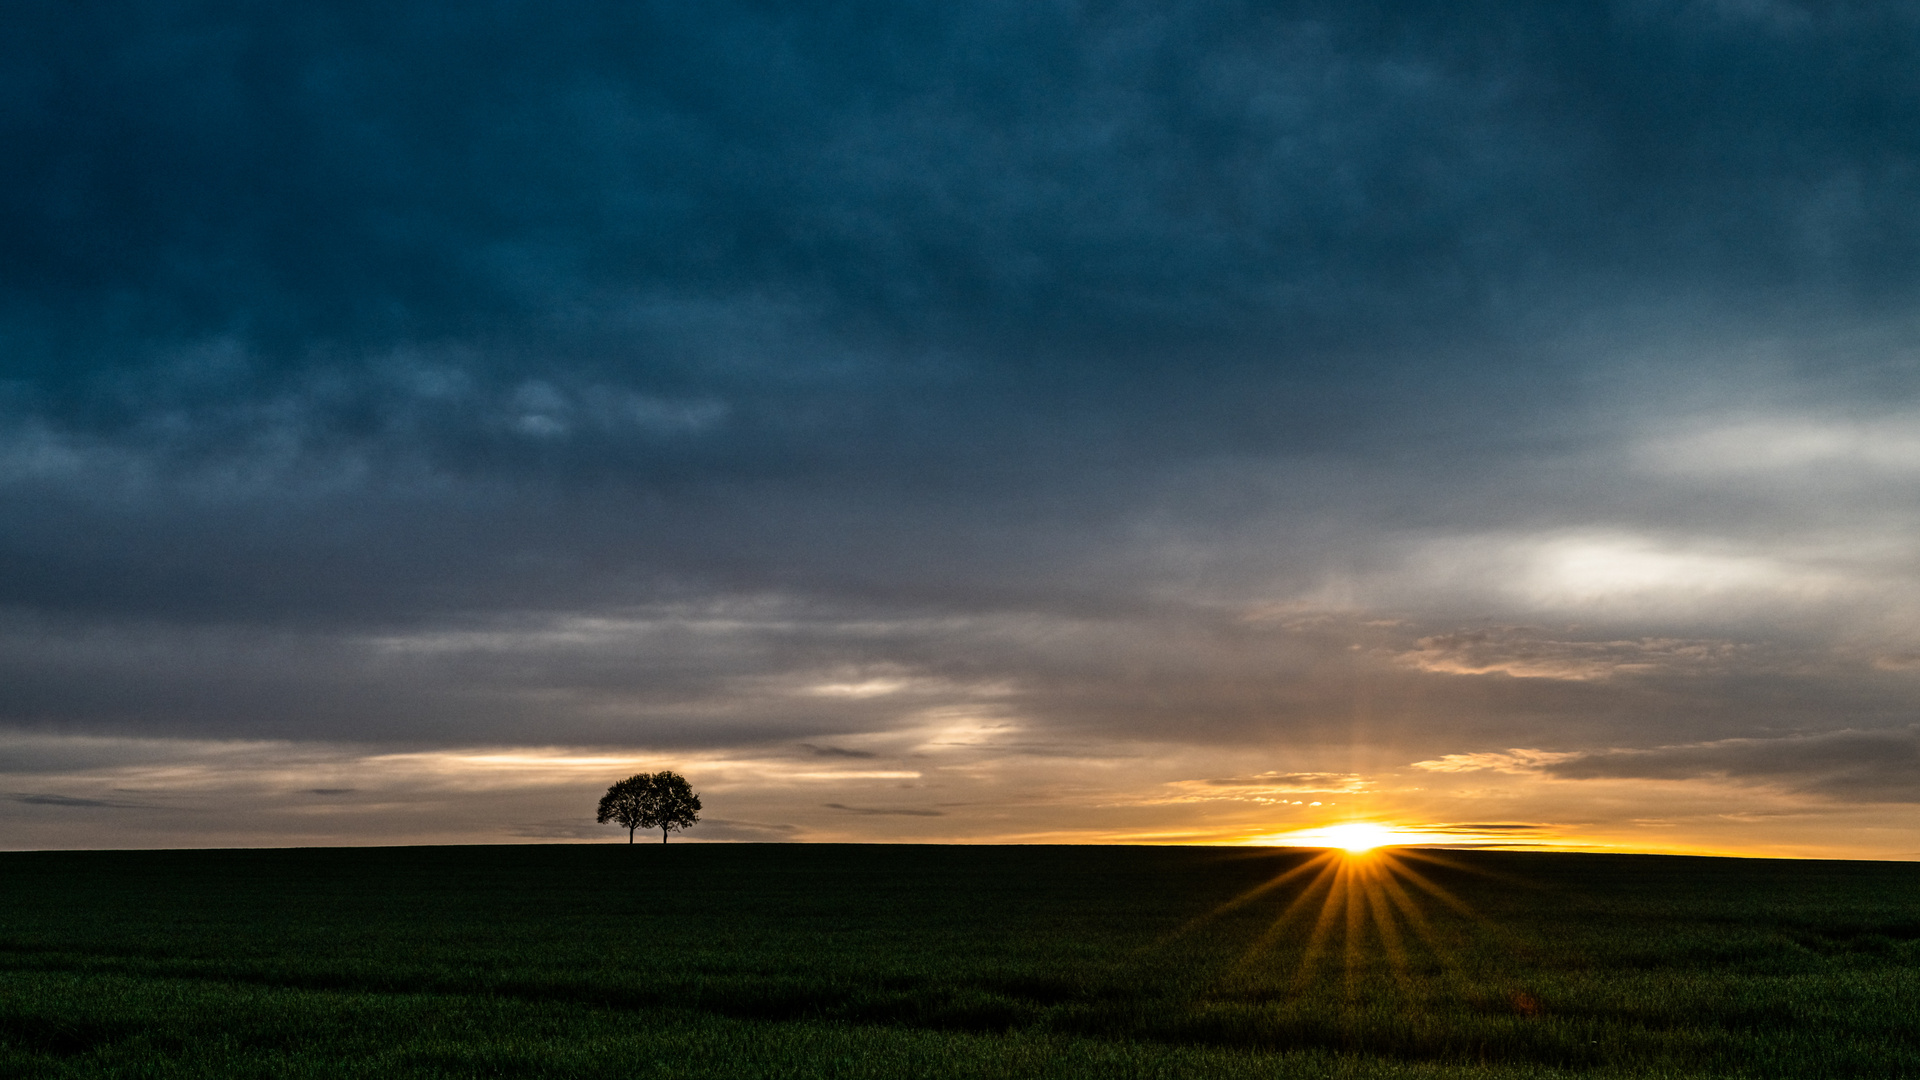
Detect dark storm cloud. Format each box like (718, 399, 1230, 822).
(9, 1, 1919, 436)
(8, 1, 1913, 357)
(5, 0, 1920, 804)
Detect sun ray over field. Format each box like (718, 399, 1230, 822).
(1163, 837, 1495, 1010)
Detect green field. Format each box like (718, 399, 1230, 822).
(2, 844, 1918, 1078)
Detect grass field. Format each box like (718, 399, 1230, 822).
(2, 844, 1918, 1078)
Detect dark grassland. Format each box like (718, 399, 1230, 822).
(2, 845, 1918, 1078)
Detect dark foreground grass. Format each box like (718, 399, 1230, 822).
(1, 845, 1917, 1078)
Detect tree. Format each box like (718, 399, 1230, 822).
(597, 771, 701, 844)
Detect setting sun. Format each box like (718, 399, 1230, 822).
(1322, 823, 1395, 853)
(1249, 822, 1419, 852)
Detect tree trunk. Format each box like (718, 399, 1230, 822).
(628, 826, 634, 844)
(661, 824, 669, 843)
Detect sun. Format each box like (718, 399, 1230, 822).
(1242, 821, 1426, 852)
(1320, 822, 1396, 853)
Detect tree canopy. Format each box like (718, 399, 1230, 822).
(597, 771, 701, 844)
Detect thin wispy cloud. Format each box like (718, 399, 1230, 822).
(7, 793, 159, 810)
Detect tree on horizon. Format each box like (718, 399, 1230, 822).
(597, 771, 701, 843)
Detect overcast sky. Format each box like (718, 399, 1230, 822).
(7, 0, 1920, 856)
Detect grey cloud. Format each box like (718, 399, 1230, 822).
(823, 804, 945, 817)
(8, 792, 156, 809)
(512, 820, 615, 840)
(1547, 729, 1920, 802)
(690, 819, 802, 842)
(1397, 627, 1752, 681)
(1201, 773, 1366, 792)
(797, 744, 878, 759)
(5, 598, 1916, 758)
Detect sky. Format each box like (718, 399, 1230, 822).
(6, 0, 1920, 857)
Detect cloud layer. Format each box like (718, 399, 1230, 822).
(6, 1, 1920, 853)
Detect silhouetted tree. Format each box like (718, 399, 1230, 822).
(597, 771, 701, 844)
